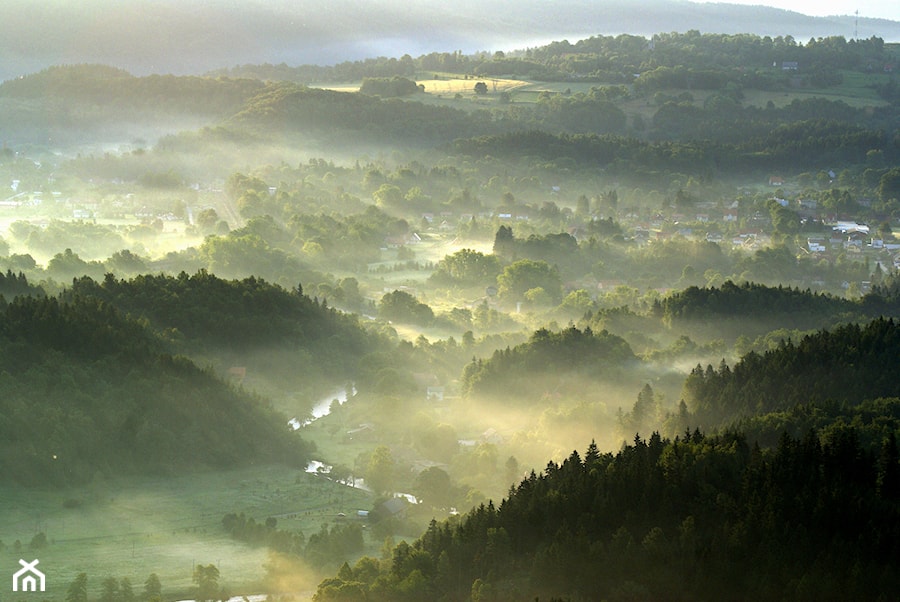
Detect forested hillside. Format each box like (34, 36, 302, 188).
(0, 294, 313, 486)
(684, 317, 900, 425)
(461, 326, 636, 401)
(60, 271, 382, 402)
(65, 271, 372, 358)
(314, 432, 900, 601)
(218, 31, 892, 88)
(226, 82, 494, 146)
(0, 64, 265, 144)
(0, 64, 263, 116)
(658, 280, 856, 322)
(0, 270, 392, 487)
(451, 124, 897, 179)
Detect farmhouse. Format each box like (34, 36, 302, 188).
(377, 497, 409, 519)
(807, 238, 827, 253)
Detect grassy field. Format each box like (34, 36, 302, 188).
(0, 464, 373, 601)
(508, 81, 606, 102)
(310, 83, 361, 93)
(294, 62, 896, 116)
(317, 67, 894, 116)
(802, 69, 891, 101)
(741, 86, 890, 110)
(311, 75, 529, 110)
(419, 76, 526, 97)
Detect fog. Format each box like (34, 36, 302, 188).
(1, 10, 898, 601)
(3, 0, 900, 81)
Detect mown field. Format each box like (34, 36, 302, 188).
(0, 464, 373, 601)
(313, 67, 893, 118)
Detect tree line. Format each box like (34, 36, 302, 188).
(221, 512, 365, 570)
(683, 317, 900, 426)
(0, 64, 264, 117)
(461, 326, 636, 401)
(213, 32, 888, 91)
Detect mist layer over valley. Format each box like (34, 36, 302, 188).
(1, 8, 900, 601)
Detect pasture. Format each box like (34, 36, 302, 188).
(0, 464, 372, 600)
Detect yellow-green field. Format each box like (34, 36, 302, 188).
(419, 76, 527, 96)
(316, 68, 892, 115)
(314, 76, 526, 96)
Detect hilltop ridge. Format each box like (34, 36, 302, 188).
(1, 0, 898, 81)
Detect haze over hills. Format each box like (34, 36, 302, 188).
(1, 0, 899, 82)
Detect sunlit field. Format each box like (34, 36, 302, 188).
(419, 76, 526, 96)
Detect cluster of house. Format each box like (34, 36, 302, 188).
(3, 176, 188, 223)
(626, 200, 775, 251)
(133, 205, 182, 222)
(383, 232, 423, 248)
(1, 188, 64, 208)
(806, 221, 900, 269)
(421, 211, 459, 229)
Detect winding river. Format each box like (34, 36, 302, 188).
(291, 386, 418, 504)
(288, 387, 352, 430)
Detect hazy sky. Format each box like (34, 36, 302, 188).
(691, 1, 900, 21)
(1, 0, 899, 82)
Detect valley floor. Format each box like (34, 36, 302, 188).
(0, 464, 371, 600)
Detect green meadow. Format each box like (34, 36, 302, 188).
(1, 464, 373, 600)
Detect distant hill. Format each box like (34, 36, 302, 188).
(0, 64, 263, 114)
(0, 64, 264, 145)
(1, 0, 898, 82)
(2, 28, 896, 150)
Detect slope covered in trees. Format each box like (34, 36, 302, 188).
(0, 64, 266, 144)
(216, 31, 891, 91)
(0, 294, 312, 486)
(65, 271, 370, 355)
(313, 308, 900, 601)
(656, 280, 865, 336)
(314, 432, 900, 601)
(62, 271, 381, 398)
(0, 64, 264, 115)
(684, 317, 900, 425)
(227, 82, 494, 146)
(735, 397, 900, 450)
(461, 326, 636, 402)
(451, 122, 898, 178)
